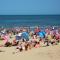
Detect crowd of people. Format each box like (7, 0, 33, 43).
(0, 26, 60, 52)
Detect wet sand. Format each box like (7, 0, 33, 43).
(0, 44, 60, 60)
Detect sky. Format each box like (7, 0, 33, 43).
(0, 0, 60, 15)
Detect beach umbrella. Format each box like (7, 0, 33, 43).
(22, 32, 29, 41)
(38, 31, 46, 38)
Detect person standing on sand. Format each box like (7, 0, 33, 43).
(34, 26, 40, 35)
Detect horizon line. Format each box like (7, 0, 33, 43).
(0, 14, 60, 15)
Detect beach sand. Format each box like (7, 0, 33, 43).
(0, 44, 60, 60)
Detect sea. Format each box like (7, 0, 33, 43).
(0, 15, 60, 29)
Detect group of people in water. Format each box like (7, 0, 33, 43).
(0, 26, 60, 52)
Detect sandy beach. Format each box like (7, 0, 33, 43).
(0, 44, 60, 60)
(0, 0, 60, 60)
(0, 25, 60, 60)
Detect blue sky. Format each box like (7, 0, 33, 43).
(0, 0, 60, 15)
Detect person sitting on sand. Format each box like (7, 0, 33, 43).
(2, 33, 9, 45)
(12, 39, 19, 46)
(44, 33, 52, 46)
(16, 42, 23, 52)
(51, 36, 58, 45)
(35, 42, 40, 48)
(16, 39, 27, 52)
